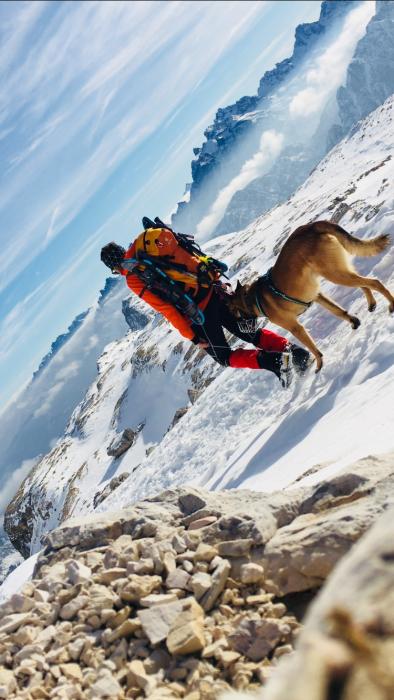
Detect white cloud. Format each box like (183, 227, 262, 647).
(0, 458, 39, 515)
(33, 381, 66, 418)
(55, 361, 81, 382)
(45, 206, 61, 244)
(0, 1, 270, 293)
(289, 1, 375, 118)
(197, 130, 284, 239)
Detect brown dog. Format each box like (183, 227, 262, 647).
(228, 221, 393, 372)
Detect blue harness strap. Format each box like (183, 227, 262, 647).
(263, 267, 313, 308)
(254, 293, 267, 317)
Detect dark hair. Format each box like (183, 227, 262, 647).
(100, 242, 126, 272)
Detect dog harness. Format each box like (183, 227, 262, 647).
(262, 267, 313, 308)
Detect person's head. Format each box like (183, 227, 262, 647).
(100, 242, 126, 274)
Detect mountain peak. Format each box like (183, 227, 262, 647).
(171, 1, 363, 235)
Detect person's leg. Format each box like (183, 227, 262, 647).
(201, 294, 286, 373)
(192, 296, 269, 370)
(219, 297, 289, 351)
(254, 327, 289, 352)
(255, 327, 312, 374)
(191, 295, 232, 366)
(218, 293, 312, 379)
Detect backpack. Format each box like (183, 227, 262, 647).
(133, 216, 228, 289)
(121, 217, 228, 326)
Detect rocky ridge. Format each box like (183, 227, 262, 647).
(32, 311, 90, 382)
(1, 452, 393, 699)
(171, 0, 358, 235)
(214, 0, 394, 236)
(173, 1, 394, 238)
(4, 310, 221, 558)
(328, 0, 394, 148)
(226, 493, 394, 700)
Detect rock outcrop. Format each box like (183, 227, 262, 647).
(1, 453, 393, 698)
(328, 0, 394, 148)
(121, 300, 150, 331)
(225, 505, 394, 700)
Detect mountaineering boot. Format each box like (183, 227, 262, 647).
(288, 344, 313, 375)
(257, 350, 293, 388)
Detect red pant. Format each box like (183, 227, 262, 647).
(191, 291, 288, 369)
(229, 329, 288, 369)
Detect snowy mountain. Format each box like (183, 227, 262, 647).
(0, 529, 22, 585)
(5, 93, 394, 559)
(171, 0, 371, 236)
(0, 277, 133, 524)
(328, 0, 394, 147)
(32, 311, 89, 381)
(214, 0, 394, 237)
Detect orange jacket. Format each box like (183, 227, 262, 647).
(121, 235, 212, 341)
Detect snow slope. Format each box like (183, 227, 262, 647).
(104, 95, 394, 504)
(0, 277, 130, 513)
(5, 95, 394, 556)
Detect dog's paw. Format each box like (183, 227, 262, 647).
(350, 316, 361, 329)
(314, 355, 323, 373)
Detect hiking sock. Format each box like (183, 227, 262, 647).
(229, 349, 262, 369)
(255, 328, 288, 352)
(228, 348, 293, 387)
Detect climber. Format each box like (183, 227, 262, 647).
(100, 222, 311, 387)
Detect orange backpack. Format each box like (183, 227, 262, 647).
(133, 227, 223, 290)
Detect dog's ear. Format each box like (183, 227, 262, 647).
(236, 280, 242, 293)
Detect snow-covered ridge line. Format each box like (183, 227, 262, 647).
(173, 1, 394, 240)
(172, 0, 360, 234)
(4, 93, 394, 558)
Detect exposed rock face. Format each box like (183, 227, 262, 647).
(121, 299, 150, 331)
(107, 427, 142, 458)
(328, 0, 394, 148)
(0, 530, 23, 586)
(229, 506, 394, 700)
(93, 474, 129, 509)
(3, 321, 220, 558)
(171, 0, 360, 234)
(1, 453, 394, 698)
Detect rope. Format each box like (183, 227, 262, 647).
(195, 314, 263, 366)
(254, 292, 266, 317)
(199, 322, 228, 365)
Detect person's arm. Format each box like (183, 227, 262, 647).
(126, 273, 196, 341)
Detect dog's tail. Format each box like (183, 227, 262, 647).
(317, 221, 390, 257)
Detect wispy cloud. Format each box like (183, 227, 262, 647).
(197, 130, 284, 238)
(0, 174, 152, 375)
(0, 457, 39, 515)
(195, 0, 375, 239)
(0, 1, 269, 293)
(289, 1, 375, 118)
(45, 206, 60, 244)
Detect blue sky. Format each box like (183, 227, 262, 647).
(0, 0, 322, 411)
